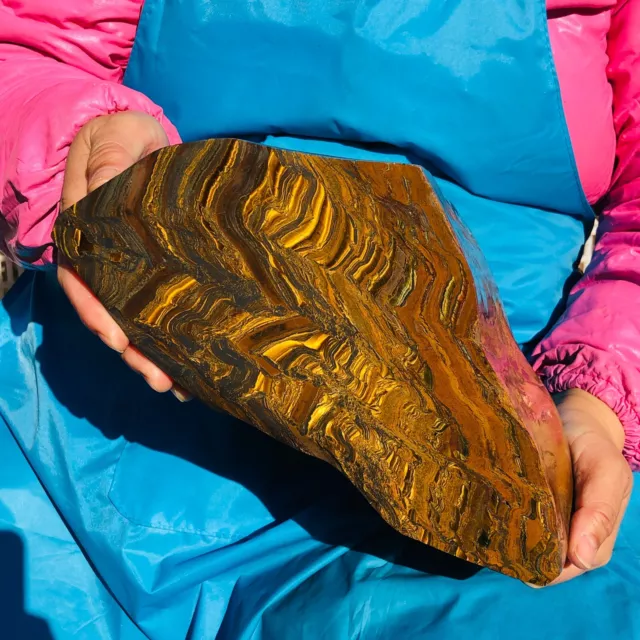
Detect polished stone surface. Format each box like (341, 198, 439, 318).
(54, 138, 572, 584)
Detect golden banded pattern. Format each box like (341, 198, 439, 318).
(54, 139, 572, 585)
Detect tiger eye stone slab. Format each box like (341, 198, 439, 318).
(54, 139, 572, 585)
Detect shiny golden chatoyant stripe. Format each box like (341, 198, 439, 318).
(54, 138, 572, 585)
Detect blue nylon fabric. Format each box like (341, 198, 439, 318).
(1, 0, 638, 637)
(125, 0, 594, 347)
(2, 272, 640, 637)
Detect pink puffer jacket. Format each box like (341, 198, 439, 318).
(1, 0, 639, 468)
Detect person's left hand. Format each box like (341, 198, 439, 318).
(549, 388, 633, 585)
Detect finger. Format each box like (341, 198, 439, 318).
(85, 115, 169, 194)
(568, 436, 633, 570)
(58, 266, 129, 353)
(549, 533, 617, 586)
(61, 131, 136, 208)
(121, 345, 173, 393)
(61, 132, 91, 211)
(85, 140, 143, 194)
(62, 113, 170, 210)
(171, 385, 193, 403)
(546, 562, 586, 587)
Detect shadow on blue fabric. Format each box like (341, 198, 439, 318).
(30, 272, 479, 582)
(0, 531, 54, 640)
(2, 267, 640, 640)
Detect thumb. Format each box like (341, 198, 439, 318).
(85, 138, 146, 194)
(568, 433, 632, 570)
(62, 112, 169, 210)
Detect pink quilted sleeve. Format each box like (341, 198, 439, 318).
(532, 0, 640, 469)
(0, 0, 180, 267)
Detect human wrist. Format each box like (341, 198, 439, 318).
(553, 388, 625, 451)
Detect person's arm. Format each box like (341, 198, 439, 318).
(0, 0, 180, 267)
(532, 0, 640, 470)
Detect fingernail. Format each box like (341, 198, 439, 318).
(171, 388, 192, 403)
(98, 332, 125, 354)
(525, 583, 543, 590)
(575, 534, 598, 570)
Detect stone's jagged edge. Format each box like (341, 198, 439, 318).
(438, 191, 573, 570)
(53, 138, 572, 585)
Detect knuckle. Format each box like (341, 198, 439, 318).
(104, 323, 124, 343)
(87, 142, 135, 176)
(590, 504, 617, 538)
(147, 367, 166, 386)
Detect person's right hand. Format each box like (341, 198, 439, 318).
(58, 111, 188, 399)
